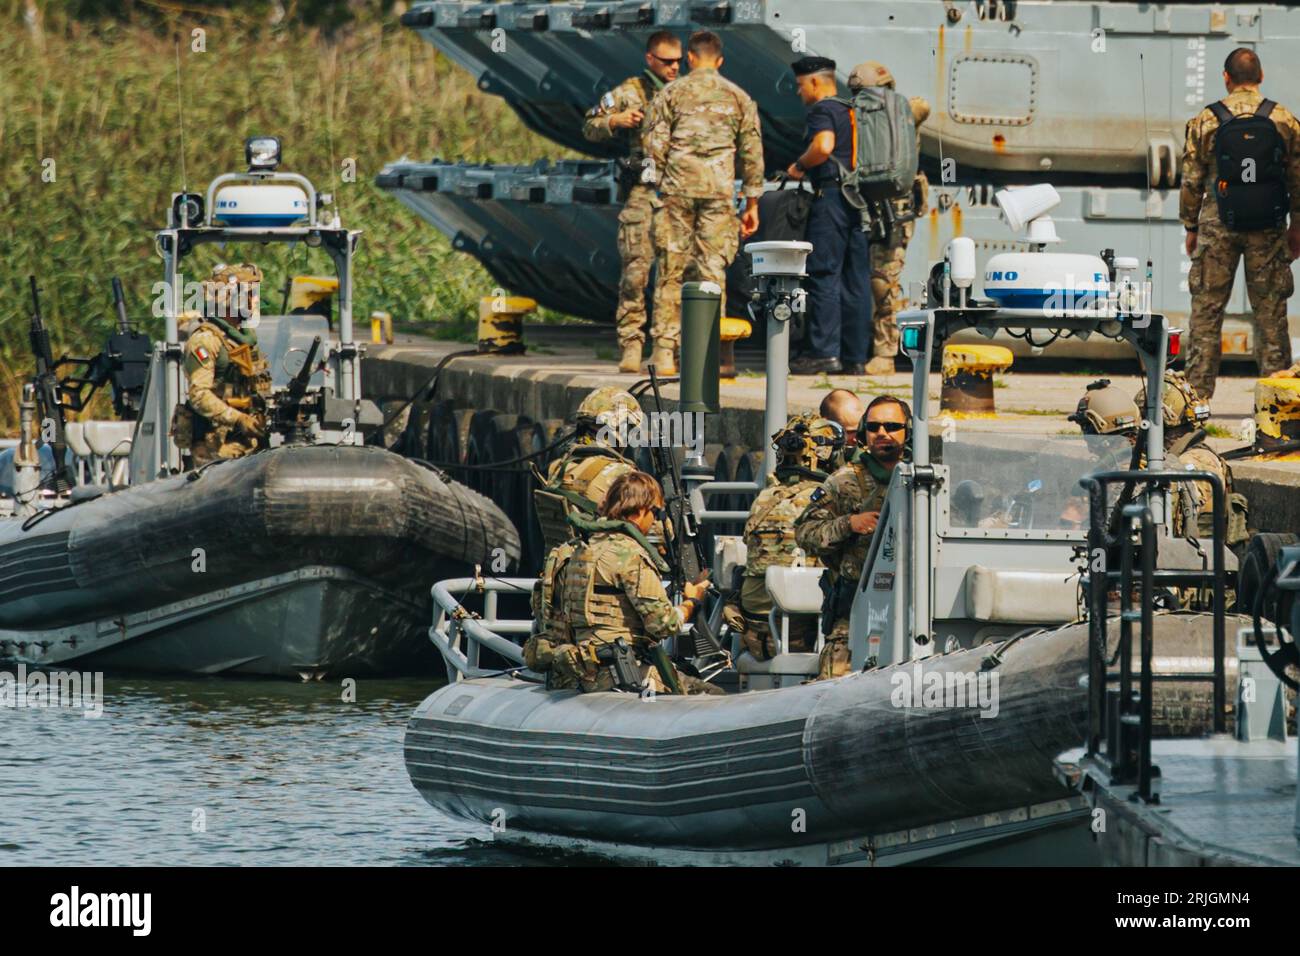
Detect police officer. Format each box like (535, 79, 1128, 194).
(795, 395, 909, 678)
(1181, 47, 1300, 399)
(172, 262, 270, 467)
(550, 471, 721, 695)
(849, 61, 931, 376)
(583, 31, 683, 374)
(643, 30, 764, 375)
(1134, 372, 1249, 553)
(533, 386, 643, 552)
(785, 56, 870, 377)
(733, 414, 844, 660)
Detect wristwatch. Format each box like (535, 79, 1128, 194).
(793, 160, 807, 174)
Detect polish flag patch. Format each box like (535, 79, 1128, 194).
(195, 346, 211, 363)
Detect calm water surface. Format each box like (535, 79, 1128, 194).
(0, 677, 569, 866)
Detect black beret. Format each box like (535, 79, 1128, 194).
(791, 56, 836, 77)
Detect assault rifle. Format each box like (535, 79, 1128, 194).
(644, 365, 728, 667)
(27, 276, 74, 492)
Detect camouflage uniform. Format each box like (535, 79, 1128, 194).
(794, 454, 892, 678)
(849, 63, 930, 365)
(550, 523, 716, 694)
(1180, 87, 1300, 398)
(738, 469, 825, 658)
(533, 387, 642, 552)
(172, 264, 270, 467)
(642, 66, 765, 354)
(526, 534, 583, 690)
(583, 71, 666, 353)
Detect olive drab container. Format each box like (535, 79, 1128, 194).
(679, 281, 721, 414)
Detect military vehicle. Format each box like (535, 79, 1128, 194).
(382, 0, 1300, 362)
(0, 138, 518, 679)
(402, 193, 1239, 864)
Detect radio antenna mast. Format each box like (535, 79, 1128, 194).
(174, 36, 188, 194)
(1139, 52, 1155, 309)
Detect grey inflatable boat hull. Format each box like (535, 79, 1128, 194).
(405, 614, 1237, 862)
(0, 445, 518, 677)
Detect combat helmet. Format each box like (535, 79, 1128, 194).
(848, 60, 895, 90)
(773, 413, 844, 473)
(575, 386, 645, 447)
(1134, 371, 1210, 430)
(203, 262, 264, 324)
(1068, 379, 1139, 436)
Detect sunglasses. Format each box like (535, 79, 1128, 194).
(863, 421, 906, 434)
(649, 53, 682, 64)
(652, 506, 668, 521)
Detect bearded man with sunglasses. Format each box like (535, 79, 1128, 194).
(583, 31, 684, 373)
(795, 395, 909, 679)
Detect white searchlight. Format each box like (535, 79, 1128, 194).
(246, 135, 282, 171)
(995, 183, 1062, 245)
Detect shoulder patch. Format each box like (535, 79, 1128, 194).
(194, 345, 211, 364)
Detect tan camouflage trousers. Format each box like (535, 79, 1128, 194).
(1185, 217, 1294, 399)
(616, 186, 656, 349)
(869, 221, 913, 360)
(651, 195, 739, 351)
(816, 621, 852, 680)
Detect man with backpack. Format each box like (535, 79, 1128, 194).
(1181, 47, 1300, 399)
(849, 61, 930, 376)
(786, 56, 871, 376)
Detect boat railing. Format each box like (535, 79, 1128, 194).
(1081, 469, 1228, 804)
(429, 576, 536, 685)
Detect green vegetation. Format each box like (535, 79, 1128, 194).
(0, 2, 577, 430)
(1204, 423, 1235, 439)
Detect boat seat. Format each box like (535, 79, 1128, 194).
(765, 565, 824, 614)
(82, 421, 134, 457)
(713, 535, 747, 587)
(735, 650, 820, 689)
(64, 422, 93, 458)
(964, 565, 1079, 624)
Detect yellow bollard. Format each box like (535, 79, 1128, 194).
(287, 275, 339, 317)
(719, 317, 752, 380)
(940, 344, 1013, 414)
(478, 294, 534, 354)
(1254, 377, 1300, 449)
(370, 311, 393, 345)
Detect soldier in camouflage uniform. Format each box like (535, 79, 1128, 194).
(1180, 48, 1300, 399)
(171, 262, 271, 468)
(795, 396, 909, 679)
(642, 30, 765, 374)
(550, 472, 720, 695)
(583, 31, 683, 373)
(734, 414, 844, 660)
(849, 61, 931, 376)
(534, 387, 643, 553)
(1134, 372, 1249, 555)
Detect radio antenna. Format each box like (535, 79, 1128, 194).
(174, 36, 188, 194)
(1138, 52, 1155, 306)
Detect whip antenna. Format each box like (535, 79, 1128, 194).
(174, 36, 188, 193)
(1139, 52, 1155, 305)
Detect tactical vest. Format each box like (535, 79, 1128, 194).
(559, 520, 670, 648)
(533, 445, 635, 552)
(833, 457, 891, 584)
(743, 470, 826, 578)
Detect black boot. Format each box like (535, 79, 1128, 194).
(789, 354, 842, 375)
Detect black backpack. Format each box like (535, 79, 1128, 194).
(1209, 99, 1289, 231)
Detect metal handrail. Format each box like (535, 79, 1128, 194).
(1081, 468, 1227, 803)
(429, 577, 536, 685)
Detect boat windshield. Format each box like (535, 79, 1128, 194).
(943, 430, 1134, 532)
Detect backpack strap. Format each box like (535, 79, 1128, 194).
(1256, 98, 1277, 120)
(1208, 101, 1233, 126)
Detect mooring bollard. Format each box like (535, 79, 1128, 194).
(1254, 376, 1300, 449)
(478, 295, 534, 354)
(720, 317, 751, 380)
(940, 344, 1013, 414)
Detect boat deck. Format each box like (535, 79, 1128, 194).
(1077, 737, 1299, 866)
